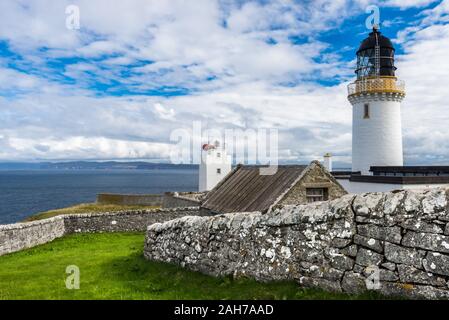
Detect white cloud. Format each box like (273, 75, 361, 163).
(0, 67, 41, 90)
(396, 21, 449, 163)
(384, 0, 439, 9)
(154, 103, 176, 121)
(7, 136, 171, 161)
(76, 41, 126, 58)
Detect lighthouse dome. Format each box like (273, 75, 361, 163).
(355, 27, 397, 79)
(357, 29, 394, 53)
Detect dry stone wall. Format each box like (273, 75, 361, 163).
(0, 207, 204, 257)
(145, 188, 449, 299)
(64, 208, 203, 233)
(0, 217, 65, 256)
(163, 192, 202, 208)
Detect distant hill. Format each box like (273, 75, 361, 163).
(0, 161, 197, 170)
(0, 161, 351, 171)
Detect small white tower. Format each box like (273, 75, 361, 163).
(199, 140, 232, 192)
(348, 26, 406, 175)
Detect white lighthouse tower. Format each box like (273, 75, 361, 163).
(199, 140, 232, 192)
(348, 26, 406, 175)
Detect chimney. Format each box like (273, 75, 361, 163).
(323, 153, 333, 172)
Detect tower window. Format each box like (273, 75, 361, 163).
(217, 168, 221, 174)
(217, 152, 221, 158)
(363, 103, 370, 119)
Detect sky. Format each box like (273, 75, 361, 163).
(0, 0, 448, 166)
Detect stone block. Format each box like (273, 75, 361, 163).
(330, 254, 355, 271)
(384, 242, 425, 269)
(357, 224, 401, 244)
(352, 193, 384, 217)
(340, 244, 358, 257)
(355, 248, 383, 267)
(379, 269, 399, 282)
(402, 231, 449, 254)
(323, 268, 344, 282)
(398, 264, 446, 287)
(331, 237, 352, 249)
(423, 252, 449, 277)
(381, 262, 396, 271)
(354, 234, 383, 253)
(401, 219, 443, 234)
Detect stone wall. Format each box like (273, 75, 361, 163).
(0, 217, 65, 256)
(145, 188, 449, 300)
(96, 193, 163, 206)
(64, 207, 203, 233)
(0, 207, 205, 257)
(163, 192, 202, 208)
(177, 192, 208, 202)
(96, 191, 206, 208)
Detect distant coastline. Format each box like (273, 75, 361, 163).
(0, 161, 197, 171)
(0, 161, 351, 171)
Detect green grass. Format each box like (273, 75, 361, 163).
(24, 203, 161, 222)
(0, 233, 385, 300)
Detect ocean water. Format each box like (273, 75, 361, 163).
(0, 169, 198, 225)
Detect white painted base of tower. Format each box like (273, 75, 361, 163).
(351, 94, 404, 174)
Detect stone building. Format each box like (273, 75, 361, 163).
(201, 161, 347, 214)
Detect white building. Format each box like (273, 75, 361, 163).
(198, 141, 232, 192)
(329, 26, 449, 194)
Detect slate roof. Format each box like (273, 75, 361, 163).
(201, 164, 308, 214)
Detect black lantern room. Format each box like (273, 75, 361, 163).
(356, 27, 396, 80)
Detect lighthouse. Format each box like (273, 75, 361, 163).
(333, 26, 449, 194)
(348, 26, 406, 175)
(198, 140, 232, 192)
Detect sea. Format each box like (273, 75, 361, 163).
(0, 169, 198, 225)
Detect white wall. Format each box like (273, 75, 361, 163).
(402, 184, 449, 190)
(352, 97, 403, 174)
(338, 179, 449, 194)
(337, 179, 402, 194)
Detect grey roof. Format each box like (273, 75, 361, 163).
(349, 175, 449, 185)
(201, 164, 308, 214)
(370, 166, 449, 174)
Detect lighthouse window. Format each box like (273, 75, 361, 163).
(217, 153, 221, 158)
(217, 168, 221, 174)
(363, 103, 370, 119)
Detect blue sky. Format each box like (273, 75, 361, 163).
(0, 0, 448, 166)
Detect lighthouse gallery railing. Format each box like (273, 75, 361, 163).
(348, 77, 405, 96)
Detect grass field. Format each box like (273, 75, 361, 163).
(0, 232, 385, 300)
(23, 203, 160, 222)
